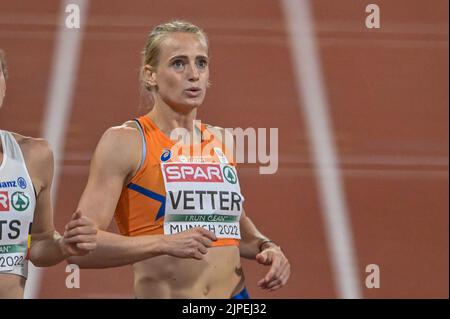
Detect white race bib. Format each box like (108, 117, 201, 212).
(0, 212, 30, 273)
(0, 246, 27, 272)
(161, 162, 244, 239)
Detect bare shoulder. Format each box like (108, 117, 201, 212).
(99, 123, 141, 151)
(10, 133, 53, 191)
(93, 123, 142, 177)
(11, 133, 53, 169)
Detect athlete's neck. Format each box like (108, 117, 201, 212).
(147, 100, 202, 143)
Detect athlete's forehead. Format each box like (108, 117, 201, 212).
(159, 33, 208, 62)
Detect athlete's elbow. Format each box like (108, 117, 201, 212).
(29, 250, 59, 267)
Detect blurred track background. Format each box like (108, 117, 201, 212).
(0, 0, 448, 298)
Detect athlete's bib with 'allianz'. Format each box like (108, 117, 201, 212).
(0, 130, 35, 278)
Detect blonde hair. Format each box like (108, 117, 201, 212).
(0, 49, 8, 79)
(141, 20, 209, 92)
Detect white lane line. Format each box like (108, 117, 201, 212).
(24, 0, 89, 299)
(281, 0, 362, 298)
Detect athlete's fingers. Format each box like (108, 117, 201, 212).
(256, 252, 267, 265)
(264, 255, 282, 283)
(265, 278, 282, 290)
(270, 258, 288, 283)
(64, 225, 97, 238)
(256, 254, 280, 289)
(258, 278, 272, 290)
(194, 253, 203, 260)
(65, 216, 95, 231)
(65, 211, 83, 231)
(257, 278, 267, 289)
(65, 225, 98, 236)
(72, 210, 82, 220)
(278, 270, 290, 287)
(75, 242, 97, 251)
(65, 219, 84, 231)
(191, 249, 204, 260)
(63, 234, 97, 244)
(263, 259, 290, 290)
(268, 284, 282, 292)
(264, 263, 286, 288)
(256, 251, 272, 266)
(194, 235, 213, 248)
(278, 261, 291, 284)
(272, 255, 290, 284)
(267, 270, 290, 291)
(194, 227, 217, 241)
(197, 244, 208, 255)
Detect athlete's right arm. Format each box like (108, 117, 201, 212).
(66, 126, 216, 268)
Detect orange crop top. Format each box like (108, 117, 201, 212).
(114, 115, 245, 247)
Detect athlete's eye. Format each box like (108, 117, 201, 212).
(172, 60, 185, 69)
(197, 59, 208, 69)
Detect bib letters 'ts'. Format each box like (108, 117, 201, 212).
(161, 162, 244, 240)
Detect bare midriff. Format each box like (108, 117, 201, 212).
(133, 245, 245, 298)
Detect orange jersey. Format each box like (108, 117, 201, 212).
(114, 115, 245, 247)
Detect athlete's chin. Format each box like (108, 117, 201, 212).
(180, 97, 205, 109)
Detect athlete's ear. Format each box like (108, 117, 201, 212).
(143, 64, 157, 88)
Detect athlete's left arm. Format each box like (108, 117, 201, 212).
(27, 139, 97, 267)
(239, 209, 291, 291)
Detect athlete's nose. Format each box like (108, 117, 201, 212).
(187, 62, 200, 81)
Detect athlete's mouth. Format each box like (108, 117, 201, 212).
(185, 87, 202, 97)
(186, 87, 201, 92)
